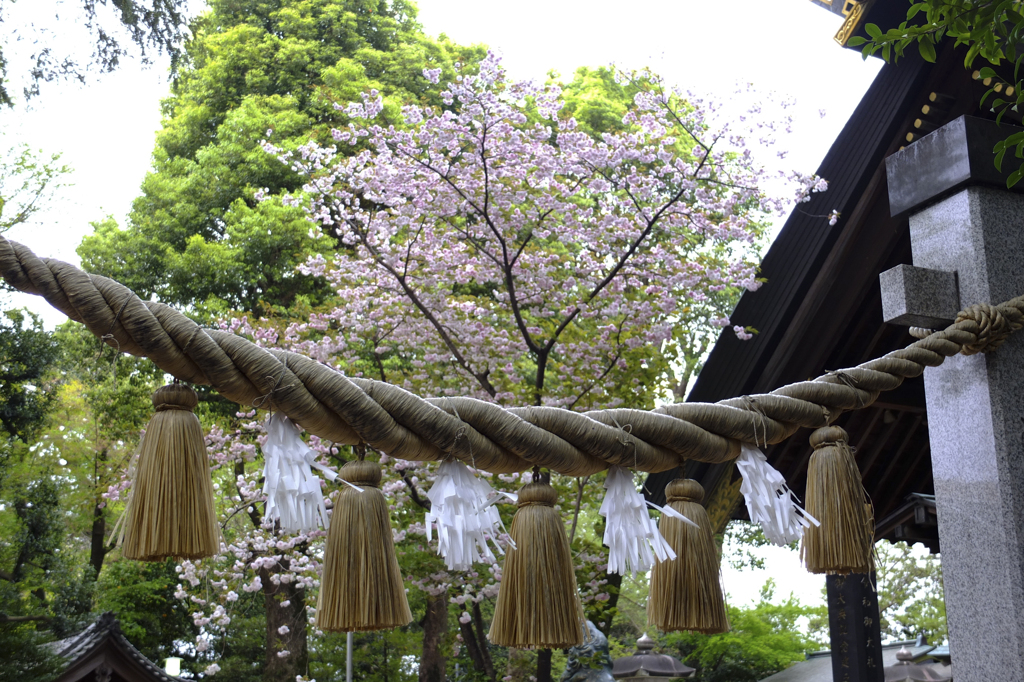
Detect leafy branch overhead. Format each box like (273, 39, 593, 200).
(853, 0, 1024, 185)
(0, 0, 192, 107)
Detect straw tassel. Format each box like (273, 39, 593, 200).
(316, 459, 412, 632)
(488, 474, 586, 649)
(801, 426, 873, 574)
(647, 478, 729, 634)
(121, 384, 221, 561)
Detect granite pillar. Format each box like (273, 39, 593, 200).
(909, 187, 1024, 680)
(885, 117, 1024, 681)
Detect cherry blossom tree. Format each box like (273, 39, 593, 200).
(272, 56, 821, 409)
(163, 54, 828, 681)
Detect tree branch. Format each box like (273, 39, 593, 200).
(366, 244, 497, 397)
(567, 476, 590, 545)
(387, 140, 544, 357)
(399, 469, 431, 511)
(0, 614, 51, 623)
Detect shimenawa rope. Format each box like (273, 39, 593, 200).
(1, 235, 1021, 476)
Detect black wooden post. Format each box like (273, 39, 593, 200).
(826, 573, 884, 682)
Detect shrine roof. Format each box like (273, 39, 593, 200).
(760, 640, 935, 682)
(52, 612, 179, 682)
(645, 21, 1001, 548)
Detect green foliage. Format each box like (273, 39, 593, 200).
(5, 476, 63, 584)
(555, 66, 639, 136)
(48, 561, 96, 638)
(0, 310, 59, 444)
(94, 560, 198, 668)
(0, 137, 70, 234)
(875, 541, 946, 643)
(722, 520, 798, 572)
(805, 540, 947, 645)
(662, 580, 821, 682)
(312, 629, 421, 681)
(0, 310, 184, 679)
(0, 591, 63, 682)
(195, 588, 267, 682)
(53, 321, 163, 444)
(855, 0, 1024, 185)
(0, 310, 68, 678)
(79, 0, 487, 317)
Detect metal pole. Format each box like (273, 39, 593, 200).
(346, 631, 353, 682)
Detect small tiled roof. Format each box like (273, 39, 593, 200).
(760, 641, 936, 682)
(53, 612, 180, 682)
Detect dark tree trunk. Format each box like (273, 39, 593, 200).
(472, 602, 495, 679)
(420, 590, 449, 682)
(459, 619, 488, 678)
(89, 500, 106, 579)
(536, 649, 553, 682)
(89, 448, 110, 579)
(261, 566, 308, 682)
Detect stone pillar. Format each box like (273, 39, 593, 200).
(826, 573, 884, 682)
(884, 116, 1024, 681)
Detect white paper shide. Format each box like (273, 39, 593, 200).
(600, 466, 695, 577)
(262, 413, 338, 534)
(735, 443, 819, 546)
(425, 459, 511, 571)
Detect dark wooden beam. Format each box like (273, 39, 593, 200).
(868, 399, 926, 415)
(869, 415, 925, 517)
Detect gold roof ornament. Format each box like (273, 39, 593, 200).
(835, 1, 871, 46)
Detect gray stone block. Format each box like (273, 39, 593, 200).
(885, 115, 1024, 217)
(879, 263, 959, 328)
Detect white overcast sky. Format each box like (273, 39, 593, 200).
(2, 0, 886, 612)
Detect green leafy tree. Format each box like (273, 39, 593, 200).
(875, 541, 946, 643)
(804, 539, 947, 645)
(0, 313, 183, 679)
(50, 323, 163, 580)
(94, 560, 198, 667)
(0, 310, 58, 446)
(663, 580, 822, 682)
(0, 136, 70, 234)
(78, 0, 486, 318)
(0, 310, 73, 679)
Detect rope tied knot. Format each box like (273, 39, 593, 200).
(152, 383, 199, 412)
(517, 480, 557, 508)
(809, 425, 849, 450)
(956, 303, 1024, 355)
(665, 478, 704, 504)
(339, 460, 381, 488)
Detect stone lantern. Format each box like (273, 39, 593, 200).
(611, 633, 695, 680)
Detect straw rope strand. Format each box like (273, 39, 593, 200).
(1, 235, 1022, 476)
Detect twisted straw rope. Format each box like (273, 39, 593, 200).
(3, 235, 1022, 476)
